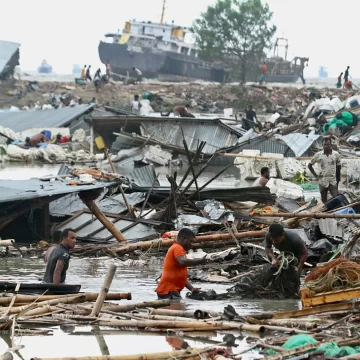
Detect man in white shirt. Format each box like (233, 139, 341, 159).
(131, 94, 140, 113)
(308, 137, 341, 203)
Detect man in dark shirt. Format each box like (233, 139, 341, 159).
(43, 228, 76, 284)
(245, 105, 258, 122)
(265, 224, 308, 272)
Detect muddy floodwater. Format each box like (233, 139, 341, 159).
(0, 163, 300, 358)
(0, 257, 301, 359)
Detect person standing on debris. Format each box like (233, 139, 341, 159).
(245, 105, 261, 130)
(131, 94, 141, 113)
(132, 67, 142, 83)
(308, 137, 341, 203)
(81, 65, 86, 79)
(174, 104, 195, 118)
(253, 167, 270, 187)
(94, 68, 101, 80)
(265, 224, 308, 273)
(259, 62, 267, 84)
(86, 65, 92, 82)
(155, 228, 210, 300)
(336, 72, 343, 88)
(43, 228, 76, 284)
(344, 66, 350, 83)
(106, 60, 111, 77)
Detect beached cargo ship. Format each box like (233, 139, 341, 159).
(98, 4, 308, 83)
(98, 20, 224, 82)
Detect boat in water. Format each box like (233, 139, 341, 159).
(38, 59, 52, 74)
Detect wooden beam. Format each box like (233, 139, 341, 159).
(273, 301, 360, 319)
(301, 287, 360, 308)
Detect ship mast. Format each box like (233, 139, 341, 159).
(160, 0, 166, 25)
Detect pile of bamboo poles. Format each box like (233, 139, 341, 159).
(27, 299, 360, 360)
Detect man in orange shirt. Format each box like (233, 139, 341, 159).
(156, 228, 209, 300)
(260, 62, 267, 84)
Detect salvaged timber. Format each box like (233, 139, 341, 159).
(301, 287, 360, 308)
(251, 212, 360, 219)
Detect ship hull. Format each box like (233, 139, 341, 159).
(98, 41, 224, 82)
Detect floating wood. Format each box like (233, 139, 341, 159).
(91, 265, 117, 317)
(97, 318, 265, 332)
(300, 287, 360, 308)
(106, 300, 170, 313)
(31, 347, 213, 360)
(251, 212, 360, 219)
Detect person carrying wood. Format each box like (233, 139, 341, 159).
(155, 228, 210, 300)
(43, 228, 76, 284)
(308, 137, 341, 203)
(265, 224, 308, 274)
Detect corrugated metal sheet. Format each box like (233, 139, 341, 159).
(128, 165, 160, 188)
(318, 218, 360, 241)
(280, 133, 320, 157)
(0, 105, 94, 133)
(50, 192, 145, 216)
(0, 40, 20, 74)
(140, 121, 240, 155)
(234, 136, 296, 157)
(0, 178, 119, 204)
(57, 212, 158, 243)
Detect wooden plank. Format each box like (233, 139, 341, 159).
(301, 287, 360, 308)
(273, 301, 360, 319)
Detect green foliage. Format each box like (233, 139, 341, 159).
(192, 0, 276, 82)
(293, 171, 310, 185)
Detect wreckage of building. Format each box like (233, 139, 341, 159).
(0, 40, 20, 80)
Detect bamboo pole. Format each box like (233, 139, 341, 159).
(150, 309, 217, 319)
(251, 212, 360, 219)
(247, 316, 317, 330)
(263, 342, 322, 360)
(97, 318, 265, 332)
(0, 293, 131, 306)
(31, 348, 213, 360)
(80, 197, 127, 242)
(106, 300, 170, 313)
(91, 265, 117, 317)
(7, 295, 86, 315)
(115, 230, 267, 256)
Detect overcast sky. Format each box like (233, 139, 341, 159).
(0, 0, 355, 77)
